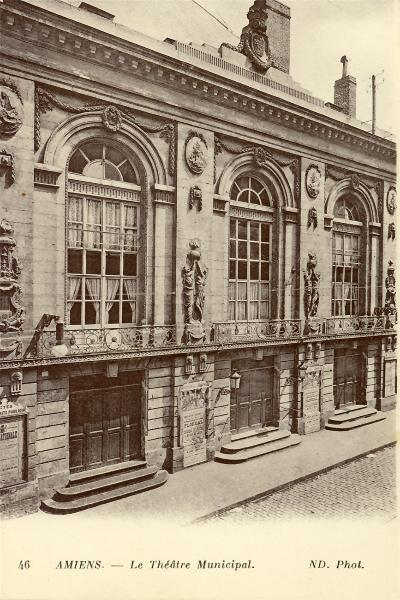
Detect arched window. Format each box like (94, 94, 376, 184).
(67, 141, 141, 327)
(69, 142, 137, 183)
(229, 175, 274, 321)
(331, 194, 365, 317)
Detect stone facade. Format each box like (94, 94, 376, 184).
(0, 0, 396, 517)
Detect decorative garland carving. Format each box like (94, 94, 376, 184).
(182, 239, 207, 344)
(221, 0, 273, 74)
(34, 85, 177, 176)
(0, 149, 15, 185)
(214, 134, 299, 199)
(0, 77, 23, 137)
(0, 219, 25, 334)
(307, 207, 318, 229)
(305, 164, 321, 198)
(374, 180, 384, 222)
(189, 185, 202, 211)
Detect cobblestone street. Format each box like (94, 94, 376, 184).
(208, 445, 396, 522)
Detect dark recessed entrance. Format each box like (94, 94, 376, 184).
(69, 371, 142, 473)
(333, 348, 362, 409)
(230, 357, 275, 433)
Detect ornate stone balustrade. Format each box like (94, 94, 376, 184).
(212, 320, 301, 344)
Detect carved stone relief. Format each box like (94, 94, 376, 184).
(386, 187, 396, 215)
(307, 207, 318, 229)
(182, 239, 207, 344)
(0, 149, 15, 185)
(384, 260, 396, 315)
(185, 131, 208, 175)
(0, 219, 25, 335)
(303, 252, 320, 320)
(0, 78, 23, 137)
(305, 164, 321, 199)
(189, 185, 202, 211)
(388, 222, 396, 240)
(221, 0, 273, 73)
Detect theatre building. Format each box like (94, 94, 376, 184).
(0, 0, 396, 516)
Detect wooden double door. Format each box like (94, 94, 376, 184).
(230, 358, 275, 433)
(333, 349, 362, 409)
(69, 372, 142, 473)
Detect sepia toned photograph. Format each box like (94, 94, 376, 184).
(0, 0, 397, 599)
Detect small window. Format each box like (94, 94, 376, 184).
(333, 195, 363, 222)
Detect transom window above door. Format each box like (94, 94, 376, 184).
(69, 142, 138, 183)
(230, 176, 272, 207)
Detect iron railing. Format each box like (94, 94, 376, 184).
(325, 315, 386, 335)
(35, 325, 177, 357)
(212, 320, 302, 343)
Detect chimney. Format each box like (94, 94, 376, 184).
(334, 56, 356, 117)
(79, 2, 115, 21)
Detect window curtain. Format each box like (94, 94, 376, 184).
(85, 278, 101, 322)
(68, 277, 81, 301)
(86, 199, 101, 248)
(123, 279, 137, 320)
(105, 279, 120, 320)
(68, 197, 83, 247)
(105, 202, 120, 249)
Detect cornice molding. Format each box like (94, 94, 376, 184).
(1, 4, 395, 165)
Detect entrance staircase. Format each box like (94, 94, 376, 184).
(215, 427, 301, 464)
(325, 404, 385, 431)
(41, 460, 168, 514)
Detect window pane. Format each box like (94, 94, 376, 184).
(86, 251, 101, 275)
(81, 143, 103, 161)
(261, 243, 269, 261)
(250, 262, 259, 280)
(238, 241, 247, 259)
(250, 242, 259, 260)
(250, 222, 259, 241)
(238, 261, 247, 279)
(229, 240, 236, 259)
(119, 162, 137, 184)
(68, 249, 83, 274)
(85, 302, 99, 325)
(107, 303, 119, 325)
(122, 302, 134, 323)
(69, 302, 82, 325)
(261, 224, 269, 242)
(123, 254, 137, 277)
(84, 160, 104, 179)
(104, 162, 122, 181)
(261, 263, 269, 281)
(69, 151, 87, 175)
(229, 260, 236, 280)
(230, 219, 236, 238)
(106, 253, 120, 275)
(238, 220, 247, 240)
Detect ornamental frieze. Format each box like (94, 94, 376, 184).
(0, 77, 23, 137)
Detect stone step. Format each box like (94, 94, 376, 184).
(57, 465, 159, 499)
(69, 460, 147, 485)
(328, 407, 378, 424)
(220, 429, 291, 454)
(325, 413, 385, 431)
(335, 404, 371, 416)
(231, 426, 278, 442)
(215, 434, 301, 464)
(41, 470, 168, 514)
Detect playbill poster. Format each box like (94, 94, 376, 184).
(0, 1, 398, 599)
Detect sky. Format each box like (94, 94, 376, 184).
(62, 0, 398, 135)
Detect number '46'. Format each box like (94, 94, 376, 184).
(18, 560, 30, 570)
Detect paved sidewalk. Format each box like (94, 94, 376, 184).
(3, 409, 396, 526)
